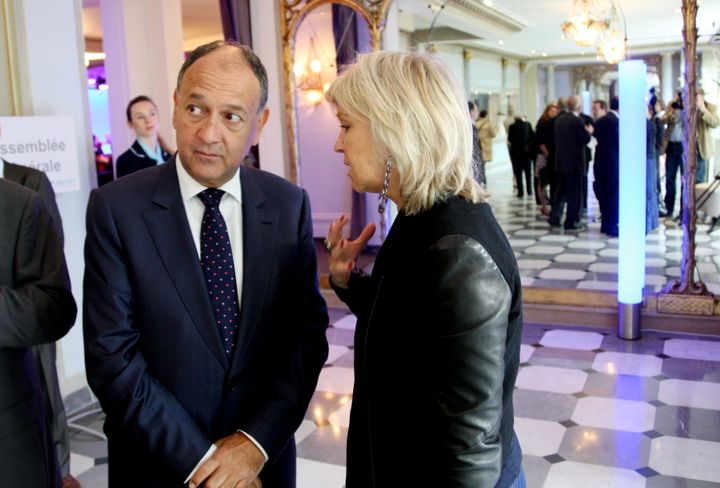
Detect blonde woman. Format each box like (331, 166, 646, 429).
(324, 51, 525, 488)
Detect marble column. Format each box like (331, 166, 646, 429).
(99, 0, 184, 160)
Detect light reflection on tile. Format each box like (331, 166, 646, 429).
(592, 352, 663, 377)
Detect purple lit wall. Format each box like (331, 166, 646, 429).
(87, 65, 112, 154)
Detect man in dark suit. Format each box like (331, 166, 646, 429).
(0, 178, 76, 487)
(1, 158, 79, 487)
(549, 95, 592, 230)
(593, 98, 620, 236)
(83, 40, 329, 488)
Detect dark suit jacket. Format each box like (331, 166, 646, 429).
(83, 158, 329, 487)
(554, 111, 591, 175)
(3, 160, 63, 242)
(3, 159, 71, 473)
(0, 179, 76, 487)
(593, 112, 619, 186)
(116, 140, 171, 179)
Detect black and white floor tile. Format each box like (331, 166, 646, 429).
(68, 311, 720, 487)
(66, 146, 719, 486)
(483, 149, 720, 295)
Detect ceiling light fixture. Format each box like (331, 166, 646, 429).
(596, 1, 627, 64)
(561, 0, 627, 64)
(561, 0, 612, 46)
(296, 37, 325, 105)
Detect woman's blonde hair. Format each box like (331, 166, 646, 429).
(325, 51, 486, 215)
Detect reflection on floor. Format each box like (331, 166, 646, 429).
(69, 308, 720, 487)
(483, 151, 720, 295)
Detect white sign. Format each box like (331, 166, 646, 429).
(0, 116, 80, 193)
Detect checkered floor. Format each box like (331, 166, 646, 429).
(66, 145, 719, 486)
(483, 150, 720, 295)
(67, 310, 720, 487)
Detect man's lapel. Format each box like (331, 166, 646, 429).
(142, 158, 229, 369)
(229, 166, 278, 376)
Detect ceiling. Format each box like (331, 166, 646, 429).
(81, 0, 720, 61)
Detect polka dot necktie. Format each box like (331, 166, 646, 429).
(198, 188, 239, 357)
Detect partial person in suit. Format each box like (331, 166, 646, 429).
(593, 98, 620, 236)
(115, 95, 172, 179)
(83, 40, 329, 488)
(549, 95, 592, 231)
(0, 178, 76, 488)
(325, 51, 525, 488)
(507, 116, 534, 197)
(0, 158, 80, 488)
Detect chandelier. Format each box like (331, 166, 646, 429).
(295, 37, 325, 105)
(561, 0, 627, 64)
(561, 0, 611, 46)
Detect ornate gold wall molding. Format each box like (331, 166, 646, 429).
(279, 0, 392, 184)
(0, 0, 21, 115)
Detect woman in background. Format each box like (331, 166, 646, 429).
(115, 95, 171, 178)
(324, 51, 525, 488)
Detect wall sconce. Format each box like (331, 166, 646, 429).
(296, 37, 325, 105)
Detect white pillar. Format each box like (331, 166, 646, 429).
(100, 0, 184, 160)
(250, 0, 289, 179)
(10, 0, 94, 392)
(661, 52, 674, 105)
(382, 2, 400, 51)
(546, 65, 556, 103)
(679, 49, 686, 89)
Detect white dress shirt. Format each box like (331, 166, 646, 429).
(175, 157, 268, 483)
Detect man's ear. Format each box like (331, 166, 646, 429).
(253, 108, 270, 146)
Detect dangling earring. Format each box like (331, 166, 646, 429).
(378, 156, 392, 214)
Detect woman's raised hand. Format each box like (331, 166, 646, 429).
(325, 215, 376, 289)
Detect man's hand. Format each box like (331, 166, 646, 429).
(189, 432, 265, 488)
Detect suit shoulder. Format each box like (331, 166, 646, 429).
(96, 162, 165, 200)
(0, 177, 35, 200)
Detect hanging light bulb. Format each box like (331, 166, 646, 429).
(297, 37, 324, 105)
(598, 29, 626, 64)
(561, 0, 611, 47)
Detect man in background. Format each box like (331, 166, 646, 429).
(549, 95, 592, 231)
(593, 98, 620, 236)
(696, 88, 719, 184)
(0, 178, 76, 487)
(1, 146, 79, 488)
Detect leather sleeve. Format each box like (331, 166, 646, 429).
(422, 235, 512, 487)
(330, 269, 375, 318)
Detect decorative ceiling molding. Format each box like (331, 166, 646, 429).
(448, 0, 527, 33)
